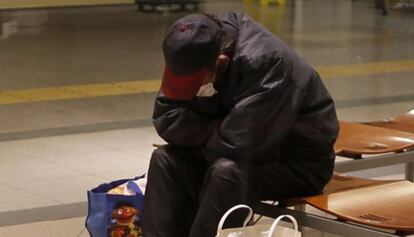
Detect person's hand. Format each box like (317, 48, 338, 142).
(196, 54, 230, 97)
(200, 54, 230, 86)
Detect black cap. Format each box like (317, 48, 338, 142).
(160, 14, 222, 100)
(162, 14, 222, 76)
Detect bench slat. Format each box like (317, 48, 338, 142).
(304, 180, 414, 231)
(363, 109, 414, 134)
(335, 121, 414, 156)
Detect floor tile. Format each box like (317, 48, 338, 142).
(94, 168, 148, 183)
(116, 145, 157, 161)
(326, 71, 414, 101)
(0, 217, 86, 237)
(0, 184, 58, 212)
(39, 149, 149, 175)
(0, 150, 85, 183)
(74, 126, 164, 150)
(0, 134, 103, 159)
(9, 175, 104, 204)
(0, 148, 34, 163)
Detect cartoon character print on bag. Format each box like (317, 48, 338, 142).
(109, 205, 142, 237)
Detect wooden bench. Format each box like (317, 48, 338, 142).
(257, 173, 414, 237)
(335, 121, 414, 156)
(362, 109, 414, 134)
(257, 120, 414, 237)
(305, 176, 414, 233)
(135, 0, 201, 12)
(334, 121, 414, 181)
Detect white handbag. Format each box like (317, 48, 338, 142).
(216, 204, 300, 237)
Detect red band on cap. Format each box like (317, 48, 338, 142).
(161, 66, 208, 100)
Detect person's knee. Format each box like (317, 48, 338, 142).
(209, 158, 240, 180)
(205, 158, 254, 205)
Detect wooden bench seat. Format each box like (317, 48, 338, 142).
(304, 174, 414, 232)
(334, 121, 414, 181)
(257, 174, 414, 236)
(335, 121, 414, 157)
(322, 172, 395, 194)
(362, 109, 414, 134)
(278, 173, 394, 206)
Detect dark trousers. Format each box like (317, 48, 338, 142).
(142, 145, 332, 237)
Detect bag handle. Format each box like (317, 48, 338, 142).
(216, 204, 253, 237)
(267, 215, 299, 237)
(126, 174, 146, 195)
(126, 181, 142, 195)
(133, 174, 145, 180)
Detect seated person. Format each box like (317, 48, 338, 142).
(142, 12, 339, 237)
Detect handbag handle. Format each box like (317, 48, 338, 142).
(126, 174, 146, 195)
(126, 181, 143, 195)
(267, 215, 299, 237)
(216, 204, 253, 237)
(133, 174, 145, 180)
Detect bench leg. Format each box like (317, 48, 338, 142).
(406, 162, 414, 182)
(294, 204, 307, 236)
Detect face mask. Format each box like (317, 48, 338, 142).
(196, 82, 217, 97)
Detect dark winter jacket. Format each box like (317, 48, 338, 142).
(153, 12, 339, 166)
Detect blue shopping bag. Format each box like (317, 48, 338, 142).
(85, 175, 145, 237)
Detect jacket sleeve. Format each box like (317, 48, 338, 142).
(204, 57, 305, 163)
(152, 94, 223, 147)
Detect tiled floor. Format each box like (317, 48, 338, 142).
(0, 217, 89, 237)
(0, 127, 162, 213)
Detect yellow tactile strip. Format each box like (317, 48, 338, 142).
(0, 80, 161, 105)
(318, 60, 414, 78)
(1, 60, 414, 105)
(0, 0, 133, 10)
